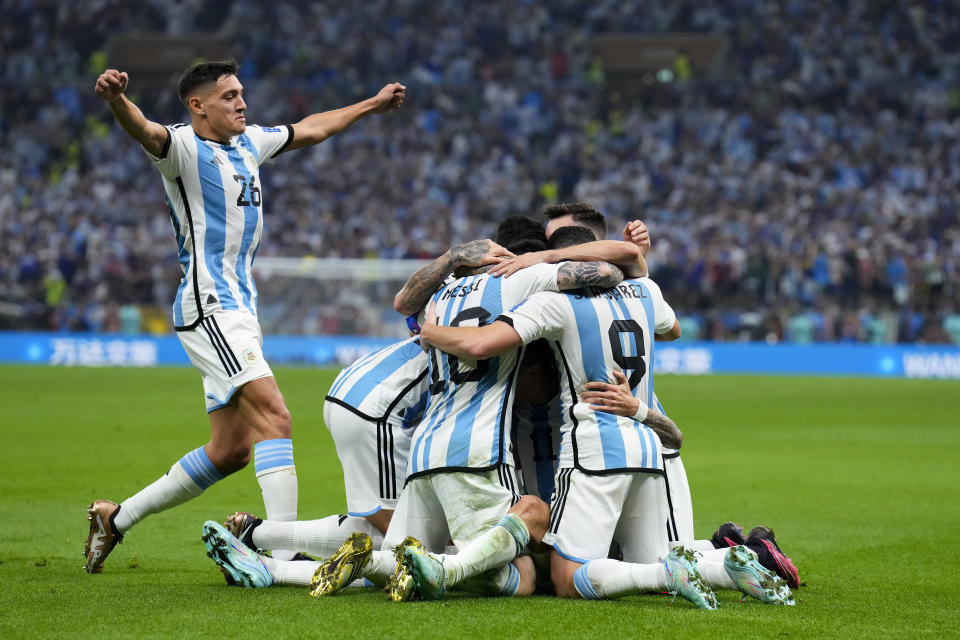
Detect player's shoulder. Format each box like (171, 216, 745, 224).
(246, 124, 286, 133)
(633, 275, 665, 296)
(505, 262, 560, 286)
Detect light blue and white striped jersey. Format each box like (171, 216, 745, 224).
(407, 263, 561, 478)
(511, 395, 563, 502)
(326, 337, 430, 427)
(503, 277, 676, 473)
(144, 123, 293, 329)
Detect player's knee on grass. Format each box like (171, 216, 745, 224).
(508, 494, 549, 545)
(550, 551, 582, 599)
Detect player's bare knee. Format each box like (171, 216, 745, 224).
(255, 398, 292, 439)
(509, 495, 549, 543)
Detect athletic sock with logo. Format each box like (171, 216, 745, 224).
(113, 446, 224, 533)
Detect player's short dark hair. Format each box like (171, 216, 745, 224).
(495, 215, 548, 255)
(542, 202, 607, 239)
(177, 59, 240, 105)
(548, 225, 597, 250)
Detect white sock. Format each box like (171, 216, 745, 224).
(254, 439, 298, 561)
(253, 515, 383, 558)
(114, 448, 222, 533)
(574, 559, 667, 600)
(458, 563, 521, 596)
(443, 513, 529, 587)
(696, 554, 738, 590)
(260, 556, 322, 586)
(362, 549, 397, 586)
(697, 546, 752, 562)
(684, 539, 720, 553)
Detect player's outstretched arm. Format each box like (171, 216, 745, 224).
(94, 69, 169, 157)
(286, 82, 406, 151)
(489, 240, 647, 279)
(581, 370, 683, 448)
(419, 302, 522, 360)
(556, 260, 624, 290)
(393, 239, 514, 316)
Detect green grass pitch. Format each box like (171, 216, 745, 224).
(1, 365, 957, 638)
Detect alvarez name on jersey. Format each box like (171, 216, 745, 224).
(501, 277, 676, 474)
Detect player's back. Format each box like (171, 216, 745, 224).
(505, 277, 675, 473)
(407, 263, 560, 479)
(326, 337, 429, 427)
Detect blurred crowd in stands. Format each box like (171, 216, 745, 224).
(2, 0, 959, 343)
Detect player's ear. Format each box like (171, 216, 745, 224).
(188, 94, 204, 117)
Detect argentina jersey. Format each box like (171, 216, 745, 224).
(511, 395, 563, 502)
(503, 277, 677, 474)
(143, 123, 293, 329)
(407, 263, 561, 479)
(326, 337, 430, 425)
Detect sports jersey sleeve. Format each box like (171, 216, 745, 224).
(243, 124, 294, 164)
(142, 124, 191, 179)
(499, 291, 566, 344)
(641, 277, 677, 334)
(503, 263, 562, 301)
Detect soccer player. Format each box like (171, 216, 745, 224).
(537, 205, 702, 548)
(416, 226, 794, 607)
(581, 373, 801, 589)
(310, 216, 636, 600)
(199, 239, 516, 587)
(84, 60, 405, 572)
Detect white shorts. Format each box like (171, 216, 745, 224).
(663, 454, 694, 544)
(177, 311, 273, 412)
(323, 399, 412, 516)
(382, 466, 521, 553)
(545, 468, 668, 564)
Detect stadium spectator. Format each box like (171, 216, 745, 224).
(1, 0, 957, 343)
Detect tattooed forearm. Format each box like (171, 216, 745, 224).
(449, 240, 493, 267)
(394, 253, 454, 316)
(557, 261, 624, 290)
(643, 409, 683, 449)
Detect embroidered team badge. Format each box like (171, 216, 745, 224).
(241, 349, 259, 365)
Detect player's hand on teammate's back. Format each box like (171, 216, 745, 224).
(623, 220, 651, 255)
(371, 82, 406, 112)
(488, 250, 548, 278)
(417, 301, 440, 351)
(95, 69, 129, 103)
(580, 370, 644, 417)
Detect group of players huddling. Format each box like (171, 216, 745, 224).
(85, 60, 799, 610)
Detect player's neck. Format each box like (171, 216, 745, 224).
(191, 118, 233, 145)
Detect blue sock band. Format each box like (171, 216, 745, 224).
(574, 563, 603, 600)
(496, 513, 530, 555)
(178, 447, 225, 491)
(254, 438, 295, 474)
(499, 562, 521, 596)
